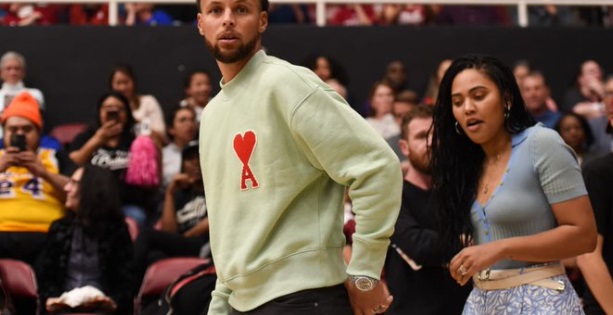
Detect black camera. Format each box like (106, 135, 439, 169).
(10, 134, 26, 152)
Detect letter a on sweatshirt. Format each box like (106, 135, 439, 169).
(233, 130, 259, 190)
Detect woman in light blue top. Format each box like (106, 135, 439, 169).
(431, 54, 597, 314)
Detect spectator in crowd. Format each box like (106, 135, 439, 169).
(435, 5, 508, 25)
(528, 5, 576, 26)
(124, 3, 173, 26)
(431, 54, 596, 313)
(423, 58, 452, 106)
(366, 81, 400, 140)
(377, 4, 434, 25)
(521, 71, 561, 129)
(382, 60, 408, 95)
(562, 59, 605, 115)
(157, 4, 197, 25)
(512, 59, 532, 87)
(0, 92, 73, 265)
(196, 0, 402, 313)
(268, 4, 311, 24)
(0, 51, 45, 138)
(580, 98, 613, 314)
(37, 165, 134, 315)
(179, 69, 213, 122)
(393, 90, 419, 127)
(134, 141, 209, 285)
(68, 4, 108, 25)
(327, 4, 378, 26)
(162, 106, 197, 189)
(109, 65, 166, 144)
(386, 89, 419, 173)
(302, 54, 354, 111)
(385, 105, 471, 314)
(68, 92, 154, 227)
(555, 112, 600, 167)
(587, 75, 613, 155)
(301, 54, 349, 88)
(2, 3, 59, 26)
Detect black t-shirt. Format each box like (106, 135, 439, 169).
(69, 128, 152, 208)
(173, 189, 207, 235)
(582, 154, 613, 315)
(384, 180, 471, 315)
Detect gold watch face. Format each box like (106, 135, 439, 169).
(355, 277, 374, 291)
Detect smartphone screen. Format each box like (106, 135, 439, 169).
(11, 134, 26, 151)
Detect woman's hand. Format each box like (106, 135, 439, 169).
(93, 121, 123, 144)
(449, 242, 504, 286)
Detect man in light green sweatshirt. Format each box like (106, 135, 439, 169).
(196, 0, 402, 314)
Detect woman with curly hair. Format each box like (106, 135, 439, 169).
(431, 54, 596, 314)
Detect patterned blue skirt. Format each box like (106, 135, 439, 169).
(463, 275, 584, 314)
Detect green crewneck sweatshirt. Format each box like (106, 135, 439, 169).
(200, 50, 402, 314)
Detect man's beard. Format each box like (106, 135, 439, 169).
(408, 152, 431, 175)
(206, 35, 259, 64)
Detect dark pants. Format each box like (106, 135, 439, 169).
(231, 284, 353, 315)
(0, 231, 47, 265)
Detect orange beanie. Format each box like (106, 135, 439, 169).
(1, 92, 43, 130)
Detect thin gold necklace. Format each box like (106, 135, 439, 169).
(483, 154, 502, 195)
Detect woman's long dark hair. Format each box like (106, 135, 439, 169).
(431, 54, 535, 257)
(74, 164, 124, 236)
(96, 91, 136, 142)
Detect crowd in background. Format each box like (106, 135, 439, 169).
(1, 3, 613, 27)
(0, 39, 612, 313)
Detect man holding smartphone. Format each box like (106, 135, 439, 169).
(0, 91, 75, 265)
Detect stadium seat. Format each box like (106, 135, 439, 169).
(134, 257, 209, 314)
(49, 123, 88, 148)
(0, 259, 38, 314)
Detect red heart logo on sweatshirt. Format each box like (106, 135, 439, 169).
(233, 131, 256, 165)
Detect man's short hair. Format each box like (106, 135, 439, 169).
(395, 90, 419, 105)
(196, 0, 269, 12)
(400, 105, 433, 140)
(524, 70, 549, 87)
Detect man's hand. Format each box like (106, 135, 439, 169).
(345, 277, 393, 315)
(17, 151, 47, 178)
(0, 147, 20, 172)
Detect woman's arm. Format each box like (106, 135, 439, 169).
(160, 174, 190, 233)
(450, 195, 596, 285)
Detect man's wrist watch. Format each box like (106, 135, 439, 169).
(349, 275, 379, 292)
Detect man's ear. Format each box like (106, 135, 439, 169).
(399, 138, 409, 158)
(197, 13, 205, 36)
(259, 11, 268, 33)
